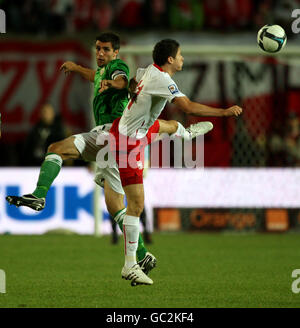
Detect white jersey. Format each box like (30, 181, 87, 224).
(118, 64, 185, 139)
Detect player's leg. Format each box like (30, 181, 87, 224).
(103, 179, 152, 263)
(104, 180, 123, 244)
(157, 119, 178, 135)
(104, 180, 125, 216)
(120, 183, 153, 285)
(33, 137, 80, 198)
(122, 183, 144, 267)
(110, 214, 119, 244)
(109, 118, 154, 285)
(6, 136, 80, 211)
(123, 183, 144, 269)
(140, 207, 152, 244)
(6, 130, 101, 211)
(157, 119, 214, 140)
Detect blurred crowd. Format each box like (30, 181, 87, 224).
(1, 0, 300, 168)
(0, 103, 85, 167)
(1, 0, 298, 35)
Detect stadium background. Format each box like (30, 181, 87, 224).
(1, 0, 300, 236)
(1, 0, 300, 309)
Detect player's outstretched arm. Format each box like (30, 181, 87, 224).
(60, 61, 96, 82)
(173, 96, 242, 117)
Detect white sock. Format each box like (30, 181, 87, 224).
(170, 122, 191, 140)
(123, 214, 140, 268)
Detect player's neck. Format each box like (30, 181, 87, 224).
(161, 64, 175, 77)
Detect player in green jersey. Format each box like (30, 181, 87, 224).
(6, 33, 129, 211)
(93, 59, 129, 126)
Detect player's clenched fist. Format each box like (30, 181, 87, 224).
(224, 105, 243, 117)
(99, 80, 112, 93)
(60, 61, 78, 74)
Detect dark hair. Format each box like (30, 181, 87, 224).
(152, 39, 180, 66)
(96, 32, 120, 50)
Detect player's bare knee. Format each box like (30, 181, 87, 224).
(46, 138, 79, 160)
(127, 200, 144, 217)
(47, 142, 62, 155)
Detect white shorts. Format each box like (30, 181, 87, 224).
(73, 124, 124, 195)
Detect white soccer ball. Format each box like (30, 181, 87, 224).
(257, 24, 287, 53)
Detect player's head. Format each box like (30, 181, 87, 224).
(95, 32, 120, 67)
(152, 39, 183, 73)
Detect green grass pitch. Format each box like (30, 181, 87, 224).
(0, 233, 300, 308)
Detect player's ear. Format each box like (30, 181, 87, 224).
(168, 56, 174, 64)
(114, 49, 119, 57)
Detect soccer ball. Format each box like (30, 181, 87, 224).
(257, 24, 287, 53)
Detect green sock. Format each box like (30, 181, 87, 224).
(32, 153, 63, 198)
(114, 208, 147, 261)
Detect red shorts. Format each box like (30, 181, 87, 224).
(109, 117, 160, 186)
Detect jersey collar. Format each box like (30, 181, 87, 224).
(153, 63, 164, 72)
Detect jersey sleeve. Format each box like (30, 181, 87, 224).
(156, 75, 185, 103)
(108, 59, 130, 81)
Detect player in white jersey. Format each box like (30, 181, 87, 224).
(108, 39, 242, 286)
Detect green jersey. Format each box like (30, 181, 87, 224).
(93, 59, 129, 126)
